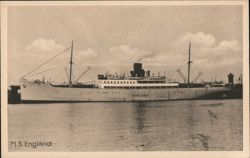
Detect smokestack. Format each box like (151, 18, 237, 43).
(132, 63, 145, 77)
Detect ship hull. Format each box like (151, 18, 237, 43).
(20, 80, 231, 102)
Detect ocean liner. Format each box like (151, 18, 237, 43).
(20, 42, 232, 102)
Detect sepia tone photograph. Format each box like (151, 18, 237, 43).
(1, 1, 249, 157)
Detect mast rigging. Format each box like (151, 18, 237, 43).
(20, 47, 71, 79)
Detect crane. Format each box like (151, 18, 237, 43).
(177, 69, 188, 83)
(72, 67, 91, 85)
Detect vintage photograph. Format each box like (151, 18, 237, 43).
(1, 1, 248, 156)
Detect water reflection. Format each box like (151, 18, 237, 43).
(66, 104, 75, 151)
(131, 102, 152, 151)
(133, 102, 147, 134)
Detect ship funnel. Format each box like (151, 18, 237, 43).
(130, 63, 145, 77)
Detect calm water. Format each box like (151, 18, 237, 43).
(8, 99, 242, 151)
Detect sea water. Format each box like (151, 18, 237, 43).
(8, 99, 242, 151)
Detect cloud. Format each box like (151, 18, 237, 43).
(23, 35, 241, 70)
(175, 32, 242, 80)
(109, 45, 155, 62)
(177, 32, 216, 47)
(73, 48, 99, 65)
(20, 39, 70, 75)
(110, 45, 133, 54)
(78, 48, 98, 57)
(16, 35, 242, 83)
(214, 40, 241, 52)
(177, 32, 242, 58)
(25, 38, 64, 52)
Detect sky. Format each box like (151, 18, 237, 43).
(7, 5, 243, 85)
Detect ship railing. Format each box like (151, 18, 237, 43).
(103, 85, 179, 89)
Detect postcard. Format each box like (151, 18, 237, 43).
(1, 1, 249, 158)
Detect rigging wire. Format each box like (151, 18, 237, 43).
(20, 46, 71, 79)
(25, 67, 56, 78)
(64, 67, 70, 83)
